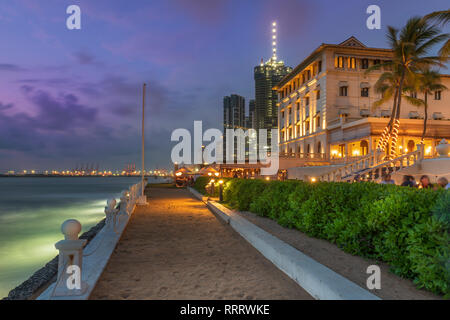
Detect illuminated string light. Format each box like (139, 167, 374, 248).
(271, 21, 277, 62)
(389, 119, 400, 159)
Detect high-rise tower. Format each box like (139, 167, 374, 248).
(254, 21, 292, 149)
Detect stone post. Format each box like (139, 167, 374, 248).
(52, 219, 88, 297)
(104, 198, 118, 231)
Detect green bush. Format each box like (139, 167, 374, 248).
(192, 176, 231, 196)
(192, 176, 211, 195)
(221, 178, 450, 296)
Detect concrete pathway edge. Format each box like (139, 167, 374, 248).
(187, 186, 209, 202)
(205, 200, 381, 300)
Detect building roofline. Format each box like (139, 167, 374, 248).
(274, 38, 393, 90)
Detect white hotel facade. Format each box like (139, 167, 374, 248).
(274, 36, 450, 164)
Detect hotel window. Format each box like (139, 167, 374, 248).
(435, 91, 441, 100)
(348, 57, 356, 69)
(306, 70, 311, 80)
(316, 90, 320, 100)
(305, 120, 310, 134)
(361, 59, 369, 69)
(410, 91, 417, 99)
(318, 60, 322, 73)
(335, 56, 344, 68)
(305, 96, 310, 105)
(339, 86, 348, 96)
(316, 116, 321, 128)
(361, 87, 369, 97)
(373, 59, 381, 66)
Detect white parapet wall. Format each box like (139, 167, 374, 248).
(37, 181, 146, 300)
(207, 200, 380, 300)
(288, 164, 344, 181)
(391, 157, 450, 184)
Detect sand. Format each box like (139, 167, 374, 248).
(238, 211, 442, 300)
(90, 188, 311, 300)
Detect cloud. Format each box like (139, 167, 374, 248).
(0, 102, 14, 111)
(0, 63, 25, 72)
(20, 86, 98, 131)
(73, 51, 104, 67)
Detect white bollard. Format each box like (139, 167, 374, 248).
(104, 198, 118, 231)
(52, 219, 88, 297)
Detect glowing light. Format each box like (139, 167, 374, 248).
(208, 172, 212, 176)
(272, 22, 276, 26)
(426, 146, 432, 155)
(218, 180, 224, 185)
(265, 177, 270, 181)
(311, 177, 317, 182)
(175, 172, 182, 176)
(214, 172, 219, 177)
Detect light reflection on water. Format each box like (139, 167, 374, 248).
(0, 176, 168, 298)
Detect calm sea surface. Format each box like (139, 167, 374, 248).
(0, 176, 169, 298)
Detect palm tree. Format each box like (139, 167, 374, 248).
(423, 10, 450, 58)
(368, 17, 447, 159)
(404, 69, 447, 143)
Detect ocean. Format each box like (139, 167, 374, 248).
(0, 176, 169, 298)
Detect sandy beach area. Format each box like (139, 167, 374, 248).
(90, 187, 311, 300)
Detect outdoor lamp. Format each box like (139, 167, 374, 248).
(218, 180, 224, 202)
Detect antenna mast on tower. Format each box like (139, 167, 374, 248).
(271, 21, 277, 62)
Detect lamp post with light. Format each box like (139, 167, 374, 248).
(218, 180, 224, 202)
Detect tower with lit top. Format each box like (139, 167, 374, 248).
(254, 21, 292, 149)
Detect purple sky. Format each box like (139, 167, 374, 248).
(0, 0, 448, 171)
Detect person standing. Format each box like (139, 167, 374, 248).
(419, 175, 432, 189)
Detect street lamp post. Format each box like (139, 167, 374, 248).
(219, 180, 223, 202)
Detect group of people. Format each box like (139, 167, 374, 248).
(381, 173, 449, 189)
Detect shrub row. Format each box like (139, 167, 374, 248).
(221, 178, 449, 296)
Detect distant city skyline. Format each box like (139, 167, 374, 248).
(0, 0, 448, 171)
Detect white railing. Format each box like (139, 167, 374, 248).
(351, 148, 423, 183)
(319, 151, 384, 182)
(320, 146, 424, 182)
(46, 180, 147, 298)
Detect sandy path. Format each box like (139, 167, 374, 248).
(90, 188, 311, 300)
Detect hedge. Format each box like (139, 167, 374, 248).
(193, 176, 231, 196)
(220, 178, 450, 297)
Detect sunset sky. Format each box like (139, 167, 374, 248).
(0, 0, 448, 171)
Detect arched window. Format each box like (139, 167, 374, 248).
(360, 140, 369, 155)
(407, 140, 415, 153)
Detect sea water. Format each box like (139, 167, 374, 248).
(0, 176, 168, 298)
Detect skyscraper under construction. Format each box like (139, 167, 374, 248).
(254, 22, 292, 149)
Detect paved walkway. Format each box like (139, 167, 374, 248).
(90, 188, 311, 300)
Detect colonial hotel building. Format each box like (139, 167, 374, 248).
(274, 36, 450, 168)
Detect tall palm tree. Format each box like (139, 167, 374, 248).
(404, 69, 447, 143)
(423, 9, 450, 58)
(370, 17, 447, 159)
